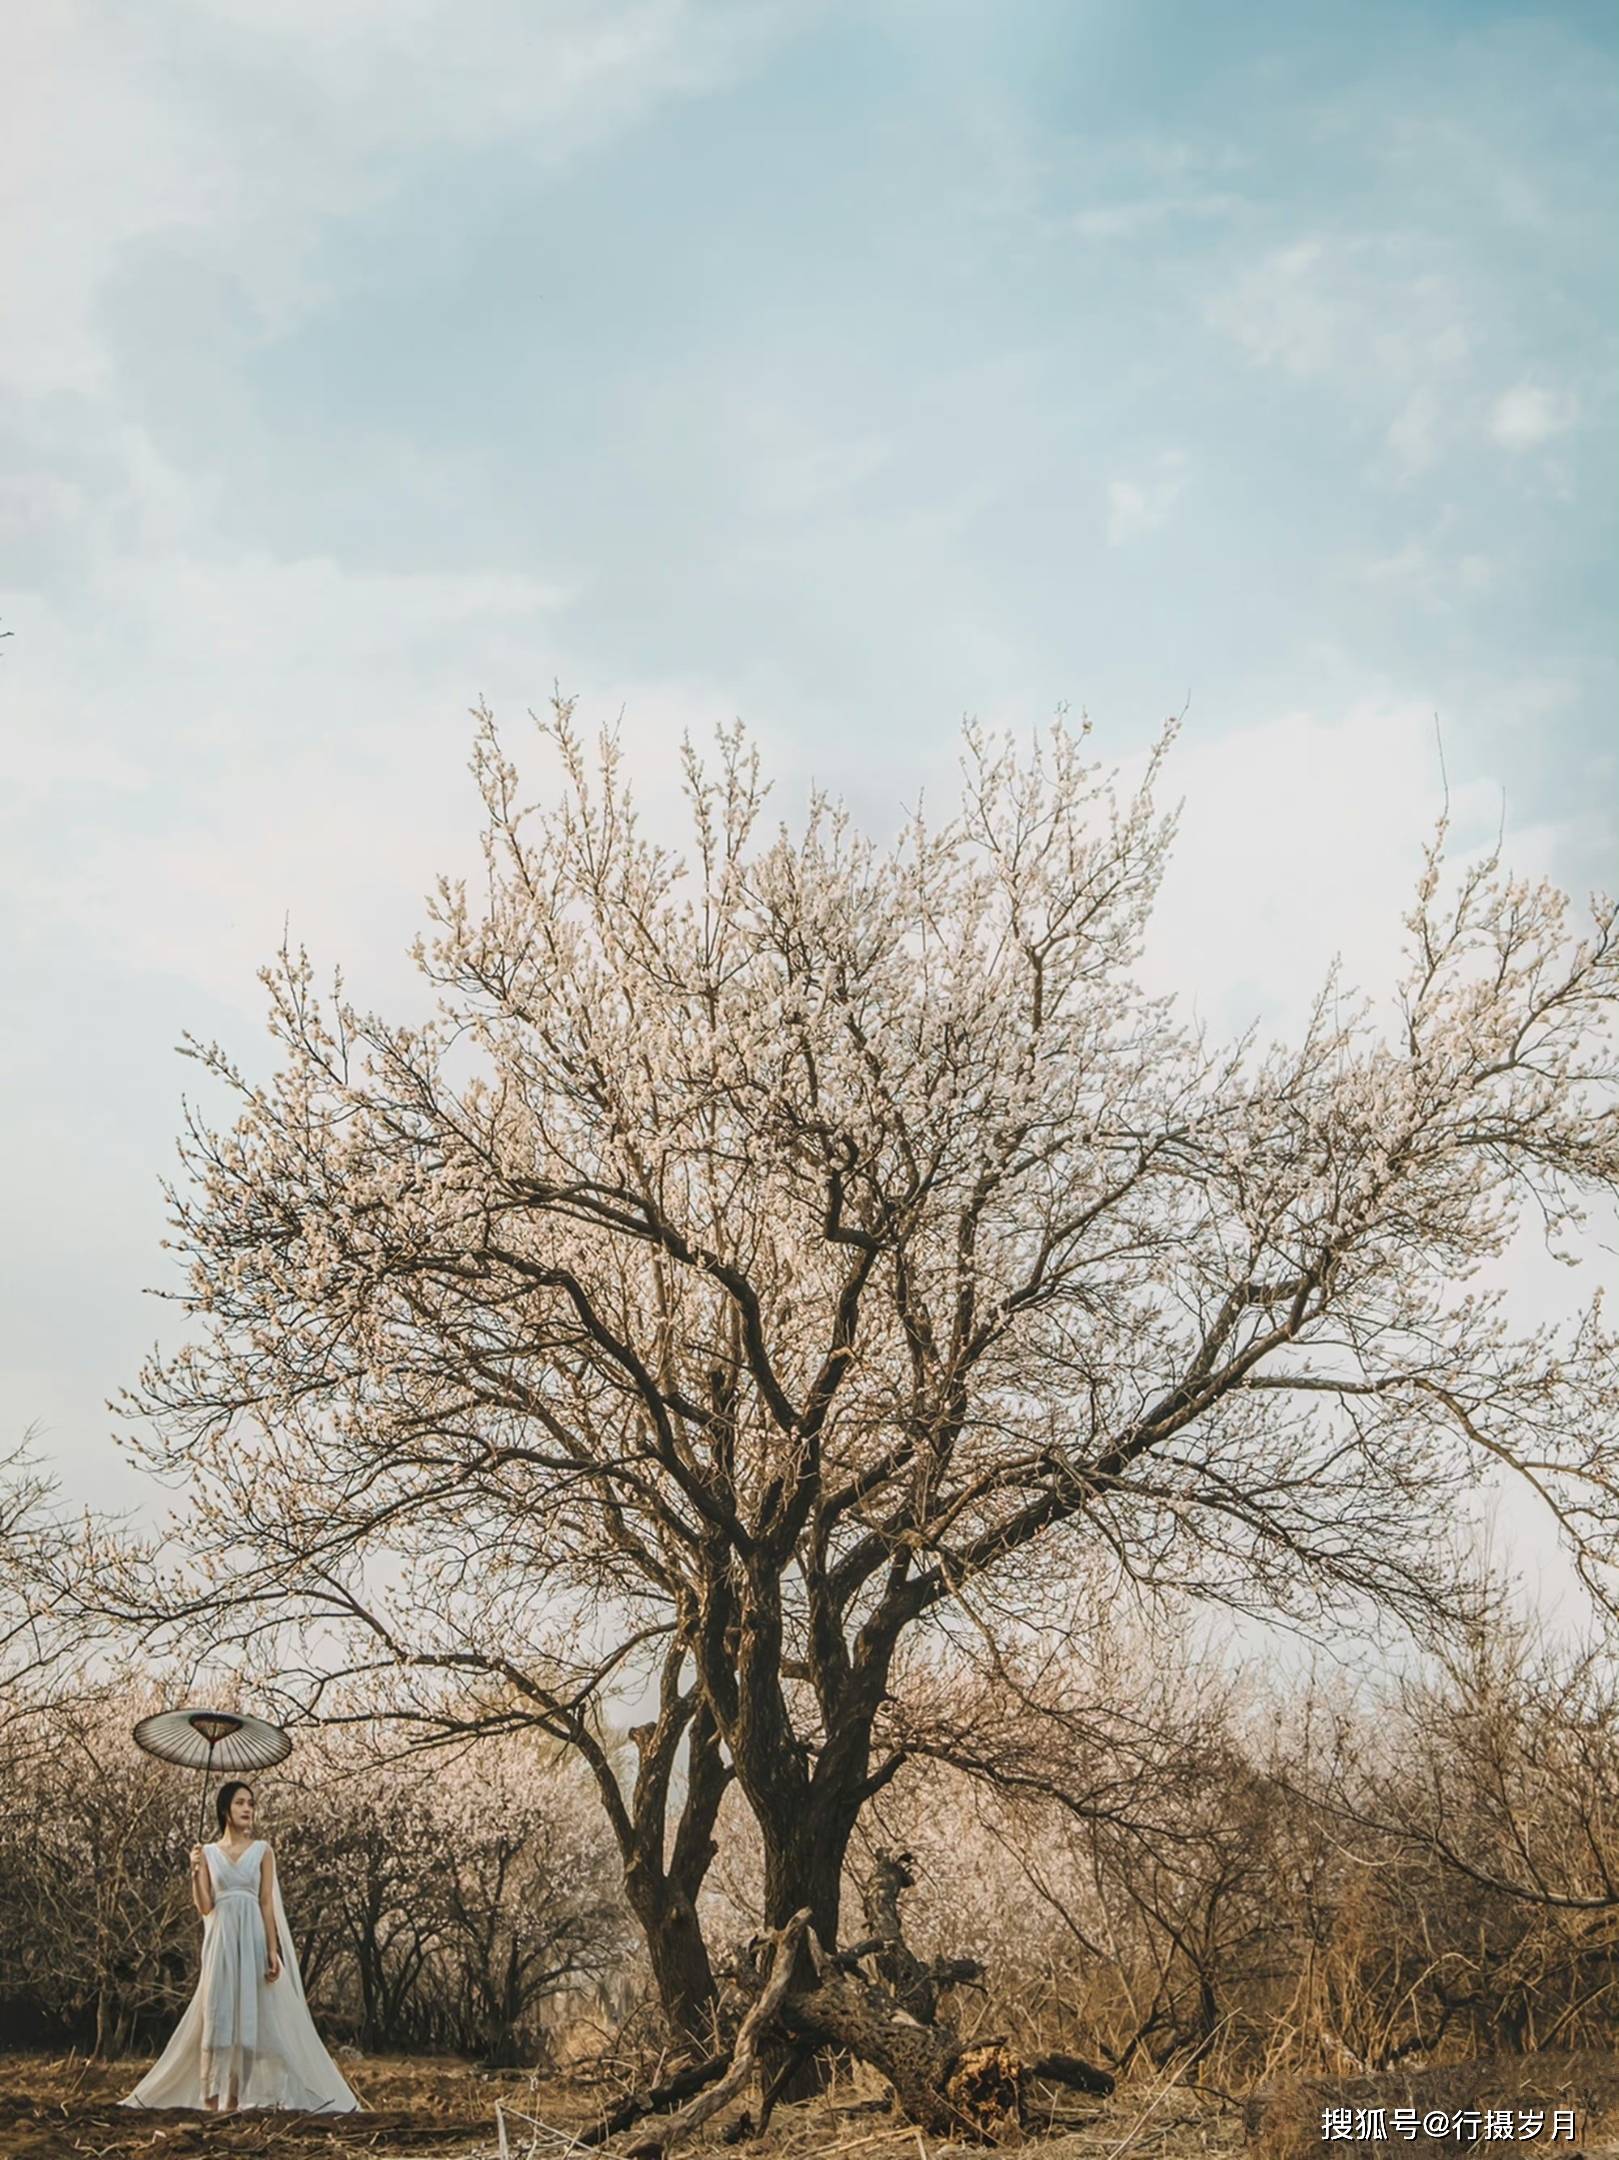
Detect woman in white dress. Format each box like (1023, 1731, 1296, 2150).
(122, 1781, 360, 2114)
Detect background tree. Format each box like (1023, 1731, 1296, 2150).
(428, 1733, 631, 2065)
(0, 1703, 631, 2063)
(0, 1686, 195, 2057)
(2, 1439, 95, 1757)
(107, 701, 1619, 2081)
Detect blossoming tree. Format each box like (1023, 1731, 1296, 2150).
(119, 701, 1618, 2073)
(2, 1441, 96, 1760)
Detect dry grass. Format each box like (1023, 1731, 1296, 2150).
(12, 2048, 1618, 2160)
(482, 2062, 1239, 2160)
(1243, 2051, 1619, 2160)
(0, 2050, 592, 2157)
(0, 2050, 1240, 2160)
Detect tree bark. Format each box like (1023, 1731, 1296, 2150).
(626, 1870, 720, 2054)
(761, 1817, 847, 1945)
(623, 1912, 811, 2159)
(757, 1854, 1113, 2141)
(779, 1961, 976, 2137)
(595, 1657, 730, 2053)
(753, 1814, 852, 2099)
(777, 1960, 1114, 2140)
(579, 2053, 732, 2149)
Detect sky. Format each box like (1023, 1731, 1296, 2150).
(2, 0, 1616, 1609)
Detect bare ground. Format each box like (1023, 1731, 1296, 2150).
(6, 2048, 1617, 2160)
(0, 2052, 1229, 2160)
(0, 2052, 528, 2157)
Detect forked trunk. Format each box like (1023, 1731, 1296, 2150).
(628, 1874, 720, 2053)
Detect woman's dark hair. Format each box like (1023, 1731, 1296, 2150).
(215, 1781, 254, 1836)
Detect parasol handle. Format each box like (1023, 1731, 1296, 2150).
(196, 1741, 216, 1852)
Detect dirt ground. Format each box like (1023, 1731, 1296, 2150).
(0, 2052, 540, 2157)
(0, 2051, 1235, 2160)
(11, 2049, 1618, 2160)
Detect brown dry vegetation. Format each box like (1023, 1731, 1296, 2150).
(0, 2051, 1230, 2160)
(10, 2049, 1619, 2160)
(1246, 2053, 1619, 2159)
(5, 1620, 1619, 2153)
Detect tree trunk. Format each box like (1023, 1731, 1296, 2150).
(481, 2022, 523, 2070)
(598, 1658, 729, 2054)
(761, 1817, 847, 1946)
(625, 1868, 721, 2053)
(623, 1913, 812, 2160)
(113, 1997, 139, 2059)
(755, 1813, 855, 2101)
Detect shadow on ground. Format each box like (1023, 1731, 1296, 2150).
(0, 2052, 532, 2156)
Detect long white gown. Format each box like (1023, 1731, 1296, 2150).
(122, 1838, 359, 2113)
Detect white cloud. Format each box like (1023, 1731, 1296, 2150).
(1072, 191, 1240, 242)
(1, 0, 808, 399)
(0, 428, 775, 1028)
(1385, 389, 1441, 477)
(0, 472, 88, 543)
(1205, 239, 1336, 376)
(0, 733, 149, 812)
(1135, 694, 1584, 1044)
(1358, 535, 1496, 607)
(1361, 541, 1432, 587)
(1106, 453, 1186, 546)
(733, 402, 894, 514)
(0, 414, 579, 1014)
(1488, 383, 1576, 451)
(1205, 238, 1477, 487)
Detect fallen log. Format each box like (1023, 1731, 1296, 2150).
(764, 1852, 1111, 2139)
(775, 1952, 1112, 2141)
(622, 1909, 812, 2159)
(1025, 2050, 1117, 2099)
(778, 1955, 973, 2138)
(592, 1853, 1114, 2150)
(578, 2053, 732, 2148)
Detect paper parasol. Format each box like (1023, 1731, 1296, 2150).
(133, 1708, 293, 1843)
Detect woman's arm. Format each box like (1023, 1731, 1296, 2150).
(259, 1844, 282, 1980)
(189, 1844, 214, 1919)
